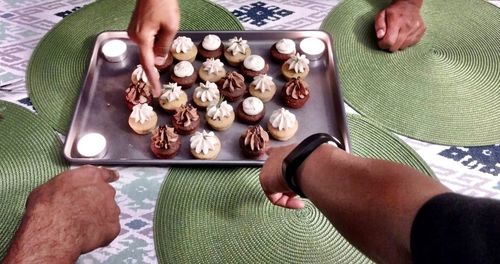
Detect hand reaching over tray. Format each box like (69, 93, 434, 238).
(128, 0, 180, 97)
(375, 0, 426, 52)
(3, 166, 121, 264)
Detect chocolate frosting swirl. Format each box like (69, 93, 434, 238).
(152, 125, 179, 150)
(284, 78, 309, 100)
(173, 104, 199, 127)
(125, 82, 151, 104)
(220, 71, 245, 92)
(243, 125, 269, 151)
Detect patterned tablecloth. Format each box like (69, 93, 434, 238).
(1, 0, 499, 263)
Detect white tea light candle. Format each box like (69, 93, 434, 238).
(299, 37, 326, 60)
(102, 39, 127, 62)
(77, 133, 107, 158)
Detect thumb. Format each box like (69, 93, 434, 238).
(375, 9, 387, 39)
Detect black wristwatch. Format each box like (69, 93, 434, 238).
(282, 133, 342, 198)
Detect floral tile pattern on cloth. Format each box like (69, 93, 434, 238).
(232, 1, 293, 27)
(439, 145, 500, 176)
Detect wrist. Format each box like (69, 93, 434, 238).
(393, 0, 423, 8)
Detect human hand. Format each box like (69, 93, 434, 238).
(375, 0, 426, 52)
(128, 0, 180, 97)
(24, 166, 120, 254)
(259, 145, 304, 209)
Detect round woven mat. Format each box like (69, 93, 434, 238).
(0, 101, 68, 259)
(27, 0, 243, 134)
(321, 0, 500, 146)
(154, 115, 434, 263)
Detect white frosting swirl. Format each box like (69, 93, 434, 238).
(276, 39, 296, 54)
(227, 37, 249, 55)
(172, 36, 194, 53)
(207, 101, 233, 120)
(269, 108, 296, 131)
(195, 81, 219, 103)
(190, 130, 218, 155)
(243, 55, 265, 71)
(286, 53, 310, 73)
(242, 97, 264, 116)
(202, 34, 221, 51)
(174, 61, 194, 77)
(251, 74, 274, 93)
(130, 103, 155, 124)
(160, 83, 182, 102)
(202, 58, 225, 75)
(132, 65, 148, 83)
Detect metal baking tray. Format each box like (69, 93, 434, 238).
(63, 31, 350, 166)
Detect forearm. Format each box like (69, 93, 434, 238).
(3, 210, 80, 263)
(393, 0, 423, 7)
(297, 144, 449, 263)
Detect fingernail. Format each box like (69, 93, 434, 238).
(155, 56, 166, 65)
(377, 29, 385, 38)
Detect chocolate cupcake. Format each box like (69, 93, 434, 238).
(236, 97, 265, 124)
(239, 125, 269, 158)
(172, 103, 200, 135)
(171, 61, 197, 89)
(217, 71, 247, 102)
(281, 53, 310, 81)
(198, 34, 224, 59)
(270, 38, 296, 62)
(282, 78, 310, 109)
(124, 82, 153, 110)
(155, 52, 174, 72)
(150, 125, 181, 159)
(240, 55, 269, 79)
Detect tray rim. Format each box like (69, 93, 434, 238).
(63, 30, 351, 166)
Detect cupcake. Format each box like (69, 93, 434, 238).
(217, 71, 247, 102)
(155, 52, 174, 72)
(236, 96, 265, 125)
(198, 34, 224, 59)
(189, 130, 221, 160)
(282, 78, 310, 108)
(248, 74, 277, 102)
(198, 58, 226, 83)
(170, 36, 197, 62)
(206, 99, 235, 131)
(128, 103, 158, 134)
(239, 125, 269, 158)
(124, 81, 153, 110)
(158, 82, 188, 113)
(267, 108, 298, 141)
(150, 125, 181, 159)
(270, 38, 296, 62)
(193, 81, 220, 109)
(172, 103, 200, 135)
(223, 37, 251, 66)
(170, 61, 197, 89)
(281, 53, 310, 80)
(240, 55, 269, 79)
(131, 65, 157, 86)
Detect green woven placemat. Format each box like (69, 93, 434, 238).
(154, 114, 434, 263)
(27, 0, 243, 134)
(321, 0, 500, 146)
(0, 101, 69, 260)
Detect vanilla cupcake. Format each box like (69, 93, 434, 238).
(267, 108, 298, 141)
(281, 53, 310, 80)
(159, 82, 188, 113)
(193, 81, 220, 108)
(241, 55, 269, 79)
(271, 38, 296, 62)
(224, 37, 251, 66)
(128, 103, 158, 134)
(170, 61, 197, 89)
(170, 36, 197, 62)
(190, 130, 221, 160)
(198, 34, 224, 59)
(206, 100, 235, 131)
(198, 58, 226, 83)
(248, 74, 277, 102)
(131, 65, 158, 86)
